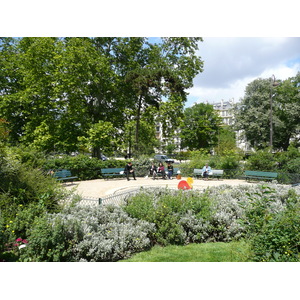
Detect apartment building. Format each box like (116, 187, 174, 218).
(212, 98, 235, 126)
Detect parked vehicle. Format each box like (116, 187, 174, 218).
(153, 154, 174, 163)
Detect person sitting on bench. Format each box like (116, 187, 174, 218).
(124, 162, 136, 181)
(202, 163, 211, 180)
(149, 163, 157, 180)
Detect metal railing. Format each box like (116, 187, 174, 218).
(78, 188, 145, 207)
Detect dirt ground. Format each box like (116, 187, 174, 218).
(64, 176, 255, 199)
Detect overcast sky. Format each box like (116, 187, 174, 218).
(186, 37, 300, 107)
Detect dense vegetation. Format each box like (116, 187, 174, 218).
(2, 183, 299, 262)
(1, 141, 300, 262)
(1, 37, 300, 262)
(0, 37, 203, 156)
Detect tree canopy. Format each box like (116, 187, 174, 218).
(234, 74, 300, 151)
(180, 103, 223, 151)
(0, 37, 204, 156)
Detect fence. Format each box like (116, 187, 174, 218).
(78, 187, 148, 207)
(77, 185, 188, 207)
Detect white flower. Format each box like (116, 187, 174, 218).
(19, 244, 27, 249)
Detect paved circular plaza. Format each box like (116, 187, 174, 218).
(65, 176, 255, 200)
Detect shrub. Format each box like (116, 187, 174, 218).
(131, 155, 152, 177)
(124, 188, 215, 246)
(19, 205, 155, 262)
(43, 154, 104, 180)
(251, 197, 300, 261)
(0, 154, 65, 226)
(177, 151, 210, 176)
(245, 149, 277, 171)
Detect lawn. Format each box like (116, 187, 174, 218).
(121, 241, 251, 262)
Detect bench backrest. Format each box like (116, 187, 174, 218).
(245, 170, 278, 178)
(101, 168, 124, 174)
(54, 169, 72, 178)
(212, 169, 224, 175)
(193, 169, 202, 174)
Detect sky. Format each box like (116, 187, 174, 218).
(185, 37, 300, 107)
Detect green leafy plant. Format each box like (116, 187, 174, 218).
(246, 188, 300, 262)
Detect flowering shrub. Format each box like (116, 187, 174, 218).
(124, 184, 300, 256)
(19, 205, 155, 262)
(15, 183, 300, 262)
(0, 238, 29, 261)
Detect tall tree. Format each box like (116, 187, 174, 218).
(180, 103, 222, 150)
(275, 72, 300, 149)
(234, 75, 300, 151)
(120, 37, 204, 153)
(0, 37, 204, 156)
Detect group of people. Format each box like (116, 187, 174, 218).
(149, 162, 174, 180)
(124, 161, 175, 181)
(124, 161, 211, 181)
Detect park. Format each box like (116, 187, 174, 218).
(1, 37, 300, 262)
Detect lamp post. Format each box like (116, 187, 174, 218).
(269, 74, 280, 151)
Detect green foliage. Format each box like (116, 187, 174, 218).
(234, 74, 300, 151)
(124, 189, 214, 246)
(177, 150, 210, 176)
(3, 182, 300, 262)
(0, 145, 69, 261)
(216, 126, 237, 155)
(245, 149, 277, 171)
(242, 188, 300, 262)
(44, 154, 110, 180)
(78, 120, 118, 156)
(180, 103, 222, 151)
(178, 150, 242, 177)
(0, 155, 65, 219)
(6, 145, 47, 169)
(19, 205, 155, 262)
(8, 203, 48, 241)
(0, 37, 204, 156)
(131, 155, 152, 177)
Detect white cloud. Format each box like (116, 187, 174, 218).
(186, 37, 300, 107)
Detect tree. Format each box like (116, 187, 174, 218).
(180, 103, 222, 150)
(78, 121, 118, 157)
(234, 75, 300, 151)
(120, 37, 204, 153)
(216, 125, 237, 155)
(0, 37, 204, 156)
(275, 72, 300, 149)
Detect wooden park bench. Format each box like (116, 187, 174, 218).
(243, 170, 278, 182)
(53, 169, 78, 183)
(101, 168, 126, 179)
(193, 169, 224, 180)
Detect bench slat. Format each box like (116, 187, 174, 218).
(244, 170, 278, 181)
(193, 169, 223, 179)
(101, 168, 126, 179)
(54, 169, 78, 182)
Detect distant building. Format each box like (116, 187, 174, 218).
(155, 98, 253, 154)
(211, 99, 252, 153)
(155, 122, 181, 153)
(212, 99, 235, 126)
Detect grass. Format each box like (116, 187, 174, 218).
(121, 241, 252, 262)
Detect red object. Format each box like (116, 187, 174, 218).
(178, 180, 191, 190)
